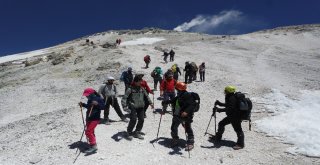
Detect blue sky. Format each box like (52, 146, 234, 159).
(0, 0, 319, 56)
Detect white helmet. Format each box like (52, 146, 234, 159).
(107, 76, 115, 81)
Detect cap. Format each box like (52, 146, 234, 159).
(82, 88, 95, 96)
(107, 76, 115, 81)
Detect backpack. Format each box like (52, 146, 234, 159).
(235, 92, 253, 130)
(120, 71, 126, 81)
(189, 92, 200, 112)
(151, 70, 156, 78)
(190, 62, 198, 72)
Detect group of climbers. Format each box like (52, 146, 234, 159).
(78, 47, 247, 154)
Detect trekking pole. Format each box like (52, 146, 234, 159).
(182, 122, 190, 158)
(214, 106, 217, 136)
(155, 112, 163, 141)
(204, 114, 213, 136)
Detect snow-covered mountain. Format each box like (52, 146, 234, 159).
(0, 25, 319, 164)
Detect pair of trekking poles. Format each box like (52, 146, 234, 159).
(154, 104, 191, 158)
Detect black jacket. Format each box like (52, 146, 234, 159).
(172, 91, 196, 118)
(216, 93, 240, 119)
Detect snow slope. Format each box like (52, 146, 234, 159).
(0, 26, 320, 164)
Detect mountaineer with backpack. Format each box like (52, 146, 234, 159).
(199, 62, 205, 82)
(144, 55, 151, 68)
(171, 64, 181, 81)
(120, 67, 133, 93)
(160, 72, 176, 113)
(121, 75, 154, 140)
(98, 76, 128, 124)
(212, 86, 246, 150)
(184, 62, 193, 84)
(170, 82, 198, 151)
(151, 66, 163, 91)
(131, 73, 154, 118)
(169, 49, 175, 62)
(190, 62, 198, 81)
(79, 88, 104, 153)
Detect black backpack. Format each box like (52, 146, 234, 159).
(235, 92, 253, 130)
(189, 92, 200, 112)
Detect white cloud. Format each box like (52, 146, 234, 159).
(174, 10, 265, 34)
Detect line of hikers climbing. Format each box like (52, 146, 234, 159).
(78, 50, 251, 155)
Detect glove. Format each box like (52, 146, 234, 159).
(212, 107, 216, 116)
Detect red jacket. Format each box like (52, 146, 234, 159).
(131, 80, 152, 94)
(160, 79, 176, 92)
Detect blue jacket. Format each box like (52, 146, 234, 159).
(81, 95, 104, 121)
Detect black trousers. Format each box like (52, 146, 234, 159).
(200, 71, 205, 81)
(127, 107, 145, 133)
(170, 55, 174, 61)
(153, 78, 162, 90)
(104, 97, 124, 119)
(216, 116, 244, 147)
(171, 116, 194, 145)
(184, 72, 193, 83)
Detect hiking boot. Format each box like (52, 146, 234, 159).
(232, 144, 244, 150)
(169, 138, 179, 148)
(136, 131, 146, 135)
(208, 135, 221, 142)
(125, 132, 133, 141)
(121, 117, 129, 122)
(84, 145, 97, 153)
(185, 144, 194, 151)
(133, 132, 144, 140)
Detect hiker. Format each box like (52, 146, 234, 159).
(164, 69, 174, 79)
(163, 51, 169, 63)
(160, 71, 176, 113)
(121, 67, 134, 93)
(190, 62, 198, 81)
(98, 76, 128, 124)
(122, 75, 154, 140)
(171, 64, 181, 81)
(144, 55, 151, 68)
(212, 86, 245, 150)
(151, 66, 163, 91)
(169, 49, 175, 62)
(170, 82, 196, 151)
(131, 73, 153, 118)
(79, 88, 104, 153)
(184, 62, 193, 84)
(199, 62, 205, 82)
(118, 39, 122, 45)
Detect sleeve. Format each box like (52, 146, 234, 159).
(177, 67, 181, 75)
(144, 81, 152, 94)
(121, 88, 131, 107)
(114, 85, 118, 97)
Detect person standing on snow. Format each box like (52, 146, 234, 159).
(213, 86, 245, 150)
(160, 72, 176, 113)
(199, 62, 205, 82)
(121, 67, 134, 93)
(170, 82, 196, 151)
(131, 73, 154, 118)
(163, 51, 169, 63)
(151, 66, 163, 91)
(184, 61, 193, 84)
(79, 88, 104, 153)
(169, 49, 175, 62)
(144, 55, 151, 68)
(98, 76, 128, 124)
(122, 75, 154, 140)
(171, 64, 181, 81)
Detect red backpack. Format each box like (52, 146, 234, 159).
(144, 55, 150, 62)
